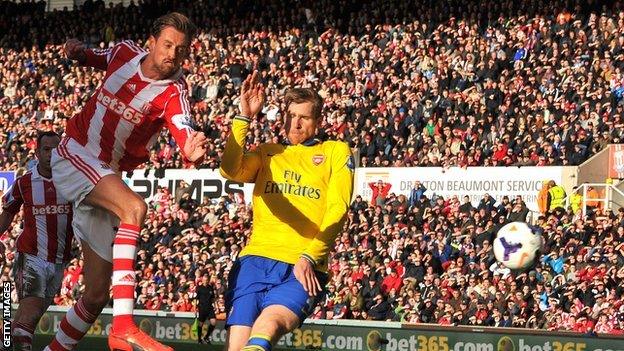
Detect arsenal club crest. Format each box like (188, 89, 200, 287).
(312, 154, 325, 165)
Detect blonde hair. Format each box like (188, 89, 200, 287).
(284, 88, 323, 119)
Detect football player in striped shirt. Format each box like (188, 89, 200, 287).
(0, 131, 73, 351)
(45, 12, 207, 351)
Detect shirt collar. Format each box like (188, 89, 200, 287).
(282, 137, 320, 146)
(31, 163, 51, 181)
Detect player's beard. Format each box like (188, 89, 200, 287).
(157, 61, 179, 79)
(38, 160, 52, 176)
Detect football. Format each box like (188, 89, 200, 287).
(493, 222, 544, 269)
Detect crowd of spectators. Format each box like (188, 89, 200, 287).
(1, 0, 624, 335)
(1, 0, 624, 171)
(3, 180, 624, 334)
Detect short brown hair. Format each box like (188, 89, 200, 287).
(151, 12, 197, 44)
(284, 88, 323, 119)
(36, 130, 60, 149)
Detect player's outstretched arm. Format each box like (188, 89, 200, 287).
(219, 72, 265, 183)
(64, 38, 110, 71)
(295, 143, 355, 296)
(163, 78, 209, 167)
(239, 71, 265, 118)
(64, 39, 87, 63)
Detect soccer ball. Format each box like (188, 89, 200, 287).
(493, 222, 543, 269)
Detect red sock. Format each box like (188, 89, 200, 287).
(111, 223, 140, 333)
(13, 321, 35, 351)
(44, 298, 97, 351)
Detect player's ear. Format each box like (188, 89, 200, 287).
(147, 35, 156, 50)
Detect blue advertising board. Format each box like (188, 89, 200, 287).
(0, 171, 16, 193)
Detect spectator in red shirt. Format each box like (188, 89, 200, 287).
(369, 180, 392, 207)
(381, 268, 403, 294)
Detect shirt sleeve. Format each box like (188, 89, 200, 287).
(219, 116, 262, 183)
(163, 80, 199, 164)
(302, 142, 354, 266)
(83, 47, 111, 71)
(2, 180, 23, 214)
(82, 40, 136, 71)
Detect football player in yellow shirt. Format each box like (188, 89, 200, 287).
(220, 72, 354, 351)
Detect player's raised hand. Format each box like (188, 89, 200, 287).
(64, 39, 87, 62)
(183, 130, 208, 163)
(239, 71, 265, 118)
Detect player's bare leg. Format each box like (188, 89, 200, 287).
(84, 175, 171, 351)
(232, 306, 299, 351)
(224, 326, 251, 351)
(81, 241, 113, 313)
(84, 175, 147, 225)
(44, 242, 111, 351)
(12, 297, 48, 350)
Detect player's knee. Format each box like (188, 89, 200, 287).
(129, 198, 147, 219)
(121, 197, 147, 224)
(268, 317, 298, 336)
(280, 317, 299, 334)
(15, 298, 47, 325)
(15, 307, 41, 328)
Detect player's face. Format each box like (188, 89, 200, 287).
(148, 26, 190, 78)
(36, 135, 60, 173)
(285, 101, 318, 145)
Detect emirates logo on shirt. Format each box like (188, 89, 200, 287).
(312, 154, 325, 165)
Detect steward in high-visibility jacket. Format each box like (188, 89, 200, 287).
(548, 185, 566, 211)
(537, 180, 551, 214)
(570, 192, 583, 214)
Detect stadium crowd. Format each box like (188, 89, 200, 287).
(1, 0, 624, 171)
(0, 0, 624, 335)
(3, 181, 624, 334)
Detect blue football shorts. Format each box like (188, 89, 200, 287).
(225, 255, 328, 327)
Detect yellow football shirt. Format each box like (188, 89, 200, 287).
(219, 116, 354, 271)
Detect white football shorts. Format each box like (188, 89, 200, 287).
(12, 252, 64, 300)
(51, 137, 120, 262)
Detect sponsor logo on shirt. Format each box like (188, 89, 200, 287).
(32, 204, 71, 215)
(263, 181, 321, 199)
(97, 89, 144, 124)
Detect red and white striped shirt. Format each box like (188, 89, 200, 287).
(65, 40, 196, 172)
(2, 166, 74, 263)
